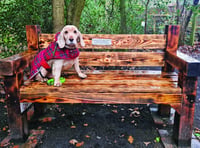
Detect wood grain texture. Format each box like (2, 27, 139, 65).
(79, 52, 164, 66)
(166, 51, 200, 77)
(0, 50, 37, 76)
(26, 25, 41, 51)
(173, 73, 197, 147)
(4, 72, 28, 139)
(39, 34, 166, 50)
(166, 25, 180, 52)
(20, 73, 181, 104)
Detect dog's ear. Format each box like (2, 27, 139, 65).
(77, 30, 85, 47)
(57, 30, 65, 48)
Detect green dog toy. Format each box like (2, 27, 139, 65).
(47, 77, 65, 85)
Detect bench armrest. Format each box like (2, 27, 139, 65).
(166, 51, 200, 77)
(0, 50, 37, 76)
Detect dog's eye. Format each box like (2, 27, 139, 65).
(74, 30, 77, 34)
(65, 31, 68, 34)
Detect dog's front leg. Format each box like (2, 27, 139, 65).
(52, 60, 63, 86)
(74, 58, 87, 79)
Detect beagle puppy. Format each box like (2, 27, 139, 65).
(30, 25, 87, 86)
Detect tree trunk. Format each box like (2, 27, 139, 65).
(52, 0, 65, 33)
(66, 0, 85, 28)
(120, 0, 127, 34)
(144, 0, 150, 34)
(177, 0, 199, 45)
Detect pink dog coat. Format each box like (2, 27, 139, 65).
(29, 32, 80, 79)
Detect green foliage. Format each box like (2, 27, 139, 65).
(80, 0, 146, 34)
(1, 0, 197, 58)
(0, 0, 52, 58)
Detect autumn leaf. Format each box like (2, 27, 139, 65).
(83, 123, 88, 127)
(0, 99, 5, 103)
(69, 139, 78, 145)
(2, 127, 7, 131)
(128, 135, 134, 144)
(85, 135, 90, 138)
(70, 125, 76, 129)
(41, 117, 52, 123)
(112, 109, 118, 113)
(76, 141, 84, 147)
(144, 142, 151, 146)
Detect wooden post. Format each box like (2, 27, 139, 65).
(4, 72, 29, 140)
(173, 72, 197, 147)
(166, 25, 180, 52)
(159, 25, 180, 117)
(26, 25, 41, 51)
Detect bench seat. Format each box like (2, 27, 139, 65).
(20, 71, 181, 104)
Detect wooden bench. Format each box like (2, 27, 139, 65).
(0, 25, 200, 147)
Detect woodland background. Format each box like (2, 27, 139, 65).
(0, 0, 199, 58)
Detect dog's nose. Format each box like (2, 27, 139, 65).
(69, 38, 74, 42)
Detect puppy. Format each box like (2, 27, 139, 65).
(29, 25, 87, 86)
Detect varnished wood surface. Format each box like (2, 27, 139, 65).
(0, 50, 37, 76)
(20, 72, 181, 104)
(166, 25, 180, 52)
(166, 51, 200, 77)
(79, 52, 164, 66)
(39, 34, 166, 50)
(26, 25, 41, 51)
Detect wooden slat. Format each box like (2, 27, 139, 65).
(79, 52, 164, 66)
(64, 73, 178, 82)
(39, 34, 166, 50)
(20, 73, 182, 104)
(20, 93, 182, 104)
(21, 83, 180, 94)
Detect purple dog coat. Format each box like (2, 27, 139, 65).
(29, 32, 80, 79)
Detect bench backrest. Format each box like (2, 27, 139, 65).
(26, 25, 180, 71)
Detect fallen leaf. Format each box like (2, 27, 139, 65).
(96, 136, 101, 139)
(130, 111, 140, 117)
(71, 125, 76, 129)
(83, 123, 88, 127)
(119, 133, 125, 138)
(85, 135, 90, 138)
(41, 117, 52, 123)
(2, 127, 6, 131)
(112, 109, 118, 113)
(69, 139, 78, 145)
(113, 105, 118, 108)
(128, 135, 134, 144)
(76, 141, 84, 147)
(0, 99, 4, 103)
(61, 114, 65, 117)
(144, 142, 151, 146)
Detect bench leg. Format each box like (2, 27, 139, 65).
(173, 73, 197, 147)
(4, 73, 29, 140)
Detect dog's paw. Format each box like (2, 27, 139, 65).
(41, 78, 48, 82)
(78, 73, 87, 79)
(54, 81, 62, 87)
